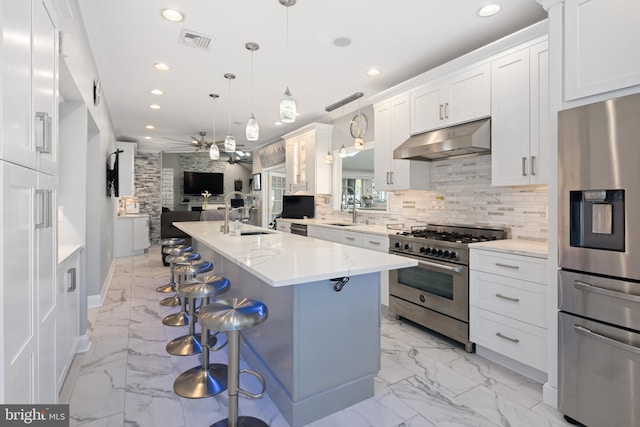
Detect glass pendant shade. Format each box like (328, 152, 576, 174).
(280, 87, 297, 123)
(246, 114, 259, 141)
(224, 133, 236, 152)
(209, 143, 220, 160)
(324, 151, 333, 164)
(338, 145, 347, 158)
(354, 137, 365, 149)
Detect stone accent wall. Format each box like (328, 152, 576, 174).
(316, 155, 548, 241)
(134, 152, 162, 243)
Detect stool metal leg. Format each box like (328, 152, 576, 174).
(211, 330, 268, 427)
(166, 297, 217, 355)
(173, 326, 228, 399)
(156, 262, 177, 293)
(160, 272, 183, 307)
(163, 289, 189, 326)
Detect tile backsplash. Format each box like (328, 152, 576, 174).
(316, 155, 548, 241)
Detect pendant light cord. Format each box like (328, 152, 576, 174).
(285, 5, 289, 85)
(251, 49, 255, 113)
(227, 78, 232, 134)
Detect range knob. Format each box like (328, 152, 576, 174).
(394, 242, 401, 249)
(449, 251, 457, 259)
(419, 247, 426, 253)
(437, 249, 444, 257)
(443, 250, 450, 258)
(404, 243, 411, 250)
(424, 247, 432, 254)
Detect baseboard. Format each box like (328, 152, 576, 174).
(76, 334, 91, 354)
(87, 258, 115, 308)
(476, 345, 548, 384)
(542, 382, 558, 409)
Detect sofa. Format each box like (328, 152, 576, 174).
(160, 211, 201, 265)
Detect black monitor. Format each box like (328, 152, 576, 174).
(282, 195, 315, 219)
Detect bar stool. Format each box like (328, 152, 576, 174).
(199, 298, 269, 427)
(166, 275, 230, 356)
(160, 237, 186, 266)
(156, 245, 193, 293)
(157, 253, 201, 306)
(162, 260, 213, 326)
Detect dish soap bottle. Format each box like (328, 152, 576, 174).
(233, 218, 240, 236)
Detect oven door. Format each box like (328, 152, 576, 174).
(389, 255, 469, 321)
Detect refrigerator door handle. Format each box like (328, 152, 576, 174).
(574, 280, 640, 303)
(574, 324, 640, 355)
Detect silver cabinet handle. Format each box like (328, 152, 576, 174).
(439, 104, 444, 120)
(574, 280, 640, 303)
(575, 324, 640, 355)
(444, 102, 449, 119)
(367, 240, 381, 245)
(496, 332, 519, 343)
(495, 293, 520, 302)
(34, 189, 52, 229)
(345, 236, 356, 241)
(305, 181, 309, 191)
(67, 267, 77, 292)
(522, 157, 527, 176)
(495, 262, 520, 269)
(35, 111, 52, 154)
(530, 156, 536, 176)
(386, 172, 390, 185)
(389, 171, 394, 185)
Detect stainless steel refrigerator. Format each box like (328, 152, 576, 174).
(558, 92, 640, 427)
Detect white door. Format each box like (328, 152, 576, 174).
(264, 169, 286, 226)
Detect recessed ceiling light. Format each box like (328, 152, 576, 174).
(150, 89, 163, 95)
(145, 125, 155, 129)
(333, 37, 352, 47)
(154, 63, 170, 71)
(149, 104, 161, 110)
(275, 121, 283, 126)
(144, 136, 152, 140)
(366, 68, 381, 77)
(161, 9, 184, 22)
(478, 4, 501, 17)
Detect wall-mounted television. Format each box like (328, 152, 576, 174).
(183, 171, 224, 195)
(282, 195, 315, 219)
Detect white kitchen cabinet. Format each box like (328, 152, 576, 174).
(307, 225, 340, 242)
(284, 123, 333, 194)
(276, 220, 291, 233)
(410, 64, 491, 134)
(564, 0, 640, 100)
(374, 94, 430, 191)
(470, 247, 548, 378)
(491, 40, 549, 186)
(56, 249, 80, 392)
(115, 215, 150, 257)
(0, 0, 58, 174)
(116, 141, 136, 197)
(340, 230, 363, 247)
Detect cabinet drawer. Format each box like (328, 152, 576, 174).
(470, 270, 547, 328)
(308, 226, 341, 243)
(470, 249, 547, 283)
(362, 233, 389, 253)
(470, 307, 547, 372)
(341, 230, 363, 247)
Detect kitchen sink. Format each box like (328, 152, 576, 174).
(240, 230, 274, 236)
(327, 223, 356, 227)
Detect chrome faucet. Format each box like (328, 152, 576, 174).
(223, 191, 247, 234)
(341, 186, 358, 224)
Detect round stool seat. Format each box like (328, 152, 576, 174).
(165, 252, 200, 265)
(200, 298, 268, 333)
(163, 245, 192, 256)
(159, 237, 185, 246)
(178, 276, 230, 299)
(175, 260, 213, 276)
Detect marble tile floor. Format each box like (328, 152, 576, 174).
(61, 245, 571, 427)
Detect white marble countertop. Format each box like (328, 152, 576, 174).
(469, 239, 548, 259)
(58, 243, 84, 264)
(174, 221, 417, 287)
(277, 218, 393, 237)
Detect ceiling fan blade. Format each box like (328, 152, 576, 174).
(163, 136, 194, 144)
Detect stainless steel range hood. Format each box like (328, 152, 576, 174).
(393, 118, 491, 161)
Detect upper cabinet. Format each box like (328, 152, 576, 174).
(564, 0, 640, 100)
(374, 94, 429, 191)
(410, 64, 491, 134)
(0, 0, 58, 175)
(284, 123, 333, 194)
(491, 40, 549, 186)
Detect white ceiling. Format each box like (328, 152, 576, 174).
(77, 0, 546, 155)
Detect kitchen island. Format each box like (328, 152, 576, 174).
(174, 221, 416, 427)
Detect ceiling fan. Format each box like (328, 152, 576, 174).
(162, 132, 251, 163)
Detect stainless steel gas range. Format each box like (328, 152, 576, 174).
(389, 224, 507, 352)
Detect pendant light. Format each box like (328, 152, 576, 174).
(338, 145, 347, 158)
(351, 100, 366, 149)
(224, 73, 236, 153)
(245, 42, 260, 141)
(279, 0, 297, 123)
(324, 112, 333, 164)
(209, 93, 220, 160)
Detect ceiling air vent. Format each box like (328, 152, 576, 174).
(179, 29, 214, 50)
